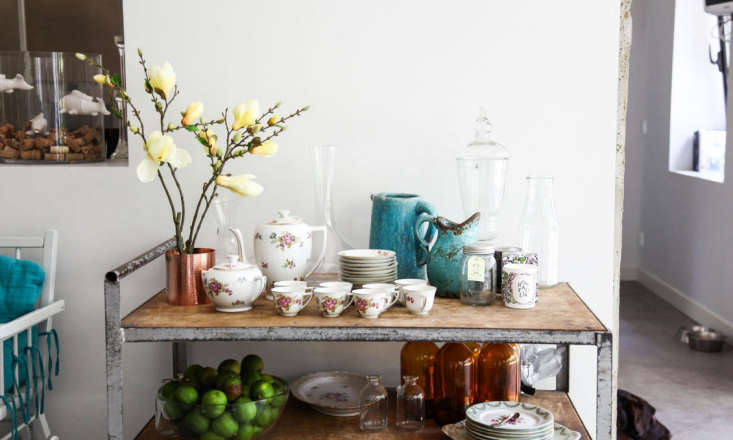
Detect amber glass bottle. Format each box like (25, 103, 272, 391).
(400, 342, 439, 416)
(433, 342, 478, 425)
(477, 343, 521, 402)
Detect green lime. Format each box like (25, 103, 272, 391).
(199, 367, 219, 388)
(184, 364, 204, 380)
(201, 389, 228, 419)
(260, 374, 275, 383)
(231, 397, 257, 423)
(235, 423, 255, 440)
(249, 380, 274, 401)
(253, 405, 272, 427)
(180, 375, 201, 391)
(270, 382, 287, 408)
(218, 358, 241, 376)
(252, 425, 263, 436)
(158, 381, 179, 401)
(175, 384, 198, 406)
(216, 371, 238, 390)
(163, 400, 185, 421)
(199, 432, 226, 440)
(223, 376, 243, 402)
(212, 412, 239, 437)
(183, 408, 210, 434)
(242, 354, 264, 373)
(241, 370, 261, 387)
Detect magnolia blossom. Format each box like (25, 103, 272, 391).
(74, 53, 87, 61)
(232, 100, 260, 130)
(181, 102, 203, 126)
(149, 62, 176, 99)
(251, 141, 278, 157)
(216, 174, 264, 197)
(267, 115, 280, 126)
(93, 74, 108, 85)
(200, 129, 219, 156)
(136, 131, 191, 183)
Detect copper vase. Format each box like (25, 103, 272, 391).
(165, 248, 215, 306)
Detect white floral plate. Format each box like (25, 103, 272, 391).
(338, 249, 396, 259)
(466, 401, 554, 432)
(443, 421, 581, 440)
(290, 371, 367, 416)
(340, 261, 397, 270)
(340, 267, 398, 277)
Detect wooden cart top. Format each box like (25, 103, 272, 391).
(121, 282, 606, 335)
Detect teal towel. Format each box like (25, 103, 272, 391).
(0, 254, 45, 391)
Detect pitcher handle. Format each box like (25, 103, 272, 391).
(415, 200, 436, 267)
(415, 212, 435, 267)
(304, 225, 328, 279)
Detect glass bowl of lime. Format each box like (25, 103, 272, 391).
(155, 358, 289, 439)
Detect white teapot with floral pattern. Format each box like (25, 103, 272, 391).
(253, 209, 327, 287)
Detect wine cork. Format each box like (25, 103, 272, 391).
(49, 145, 70, 153)
(66, 153, 84, 161)
(20, 150, 41, 160)
(45, 153, 65, 161)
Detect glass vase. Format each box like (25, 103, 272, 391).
(456, 108, 509, 242)
(396, 375, 424, 431)
(520, 176, 559, 288)
(212, 197, 241, 263)
(360, 375, 388, 431)
(313, 145, 353, 272)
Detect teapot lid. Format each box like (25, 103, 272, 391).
(268, 209, 303, 226)
(213, 255, 254, 271)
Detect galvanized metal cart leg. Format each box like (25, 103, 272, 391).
(173, 342, 188, 376)
(105, 279, 124, 440)
(556, 344, 570, 392)
(596, 332, 613, 440)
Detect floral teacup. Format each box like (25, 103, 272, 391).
(393, 279, 428, 306)
(352, 288, 398, 319)
(403, 285, 437, 315)
(314, 287, 353, 318)
(271, 286, 313, 317)
(319, 281, 353, 293)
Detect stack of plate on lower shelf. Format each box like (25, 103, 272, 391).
(464, 402, 556, 440)
(338, 249, 397, 286)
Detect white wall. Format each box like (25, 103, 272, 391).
(622, 0, 733, 337)
(0, 1, 621, 438)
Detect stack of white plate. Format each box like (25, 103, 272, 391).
(338, 249, 397, 286)
(464, 402, 555, 440)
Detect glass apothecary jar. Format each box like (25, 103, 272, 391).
(360, 375, 388, 432)
(456, 109, 509, 242)
(434, 342, 478, 425)
(396, 375, 425, 431)
(478, 343, 521, 402)
(460, 241, 496, 306)
(0, 51, 108, 164)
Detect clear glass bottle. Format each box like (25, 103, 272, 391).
(477, 343, 521, 403)
(434, 342, 479, 425)
(400, 342, 438, 417)
(520, 176, 559, 288)
(360, 375, 388, 431)
(396, 375, 425, 431)
(460, 241, 496, 305)
(456, 108, 510, 242)
(313, 145, 354, 272)
(212, 197, 241, 263)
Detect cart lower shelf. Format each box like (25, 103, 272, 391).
(135, 390, 589, 439)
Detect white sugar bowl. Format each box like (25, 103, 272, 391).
(202, 228, 267, 312)
(253, 209, 327, 286)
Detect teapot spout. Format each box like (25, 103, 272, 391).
(228, 227, 246, 262)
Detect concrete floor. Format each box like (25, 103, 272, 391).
(619, 281, 733, 438)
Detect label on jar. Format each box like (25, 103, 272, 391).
(467, 256, 485, 282)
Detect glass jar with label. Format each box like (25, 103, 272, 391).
(460, 241, 496, 305)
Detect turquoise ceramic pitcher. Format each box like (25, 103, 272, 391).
(369, 193, 437, 279)
(415, 212, 480, 298)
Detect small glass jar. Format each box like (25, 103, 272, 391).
(360, 375, 388, 431)
(396, 375, 425, 431)
(460, 241, 496, 305)
(400, 341, 438, 417)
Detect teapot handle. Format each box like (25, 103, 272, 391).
(415, 213, 435, 267)
(304, 225, 328, 279)
(254, 275, 267, 301)
(228, 227, 246, 262)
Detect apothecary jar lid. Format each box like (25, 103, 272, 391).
(463, 241, 495, 255)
